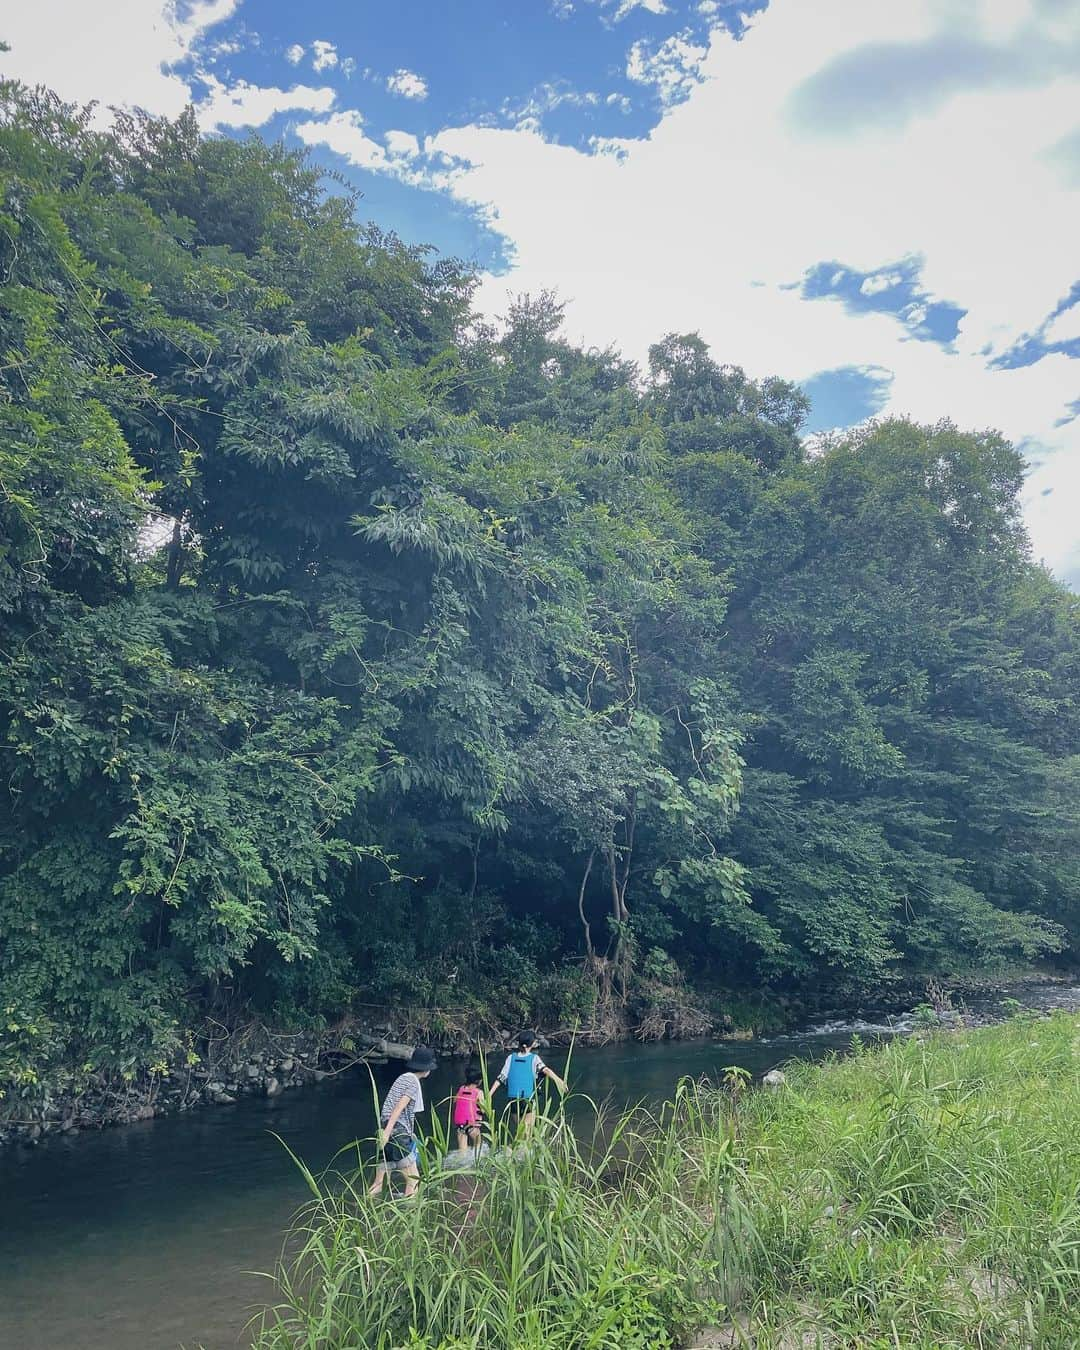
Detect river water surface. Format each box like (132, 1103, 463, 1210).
(3, 981, 1078, 1350)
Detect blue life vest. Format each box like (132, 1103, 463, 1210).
(506, 1052, 538, 1100)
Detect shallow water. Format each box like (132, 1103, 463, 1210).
(2, 981, 1077, 1350)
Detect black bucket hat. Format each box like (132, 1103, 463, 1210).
(516, 1028, 539, 1048)
(406, 1046, 438, 1072)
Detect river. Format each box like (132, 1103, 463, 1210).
(3, 981, 1078, 1350)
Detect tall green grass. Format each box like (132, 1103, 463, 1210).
(253, 1014, 1080, 1349)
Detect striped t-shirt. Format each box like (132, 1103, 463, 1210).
(379, 1072, 425, 1137)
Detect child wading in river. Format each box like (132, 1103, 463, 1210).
(452, 1060, 486, 1153)
(369, 1046, 437, 1199)
(495, 1029, 566, 1135)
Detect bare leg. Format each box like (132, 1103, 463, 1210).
(401, 1160, 420, 1198)
(457, 1129, 468, 1153)
(369, 1163, 388, 1197)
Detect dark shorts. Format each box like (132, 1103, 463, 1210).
(506, 1097, 535, 1123)
(380, 1132, 419, 1169)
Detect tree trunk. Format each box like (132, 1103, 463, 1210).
(165, 516, 184, 591)
(577, 850, 596, 961)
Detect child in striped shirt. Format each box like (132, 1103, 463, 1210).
(368, 1046, 437, 1199)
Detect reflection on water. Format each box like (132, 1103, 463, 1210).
(2, 982, 1076, 1350)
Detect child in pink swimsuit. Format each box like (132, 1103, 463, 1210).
(452, 1061, 485, 1152)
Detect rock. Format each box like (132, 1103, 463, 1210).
(763, 1069, 786, 1088)
(246, 1064, 261, 1080)
(265, 1077, 282, 1097)
(132, 1104, 155, 1121)
(279, 1057, 294, 1073)
(356, 1034, 414, 1061)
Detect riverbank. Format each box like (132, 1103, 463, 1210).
(253, 1010, 1080, 1349)
(2, 969, 1072, 1148)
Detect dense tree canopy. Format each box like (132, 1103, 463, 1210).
(2, 82, 1078, 1090)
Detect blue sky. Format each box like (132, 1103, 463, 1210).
(183, 0, 768, 270)
(3, 0, 1079, 584)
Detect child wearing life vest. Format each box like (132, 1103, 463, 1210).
(494, 1029, 566, 1134)
(452, 1060, 485, 1153)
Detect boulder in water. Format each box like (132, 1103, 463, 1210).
(762, 1069, 786, 1089)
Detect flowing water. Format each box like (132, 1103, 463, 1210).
(2, 981, 1078, 1350)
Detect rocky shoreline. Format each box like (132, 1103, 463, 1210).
(4, 971, 1073, 1150)
(0, 1017, 557, 1149)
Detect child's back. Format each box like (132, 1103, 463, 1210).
(452, 1082, 482, 1128)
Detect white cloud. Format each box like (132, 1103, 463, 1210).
(174, 0, 241, 47)
(296, 111, 389, 172)
(859, 272, 903, 295)
(626, 33, 708, 106)
(504, 81, 616, 131)
(0, 0, 331, 137)
(196, 76, 335, 131)
(285, 44, 305, 66)
(294, 112, 443, 190)
(412, 0, 1080, 584)
(585, 0, 670, 21)
(385, 128, 421, 159)
(0, 0, 240, 121)
(387, 68, 429, 99)
(311, 40, 339, 73)
(1023, 436, 1080, 586)
(207, 38, 241, 61)
(613, 0, 670, 19)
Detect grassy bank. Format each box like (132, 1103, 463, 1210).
(253, 1014, 1080, 1349)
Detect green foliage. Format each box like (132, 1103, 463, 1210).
(0, 79, 1077, 1091)
(256, 1016, 1080, 1348)
(736, 1013, 1080, 1346)
(256, 1088, 741, 1350)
